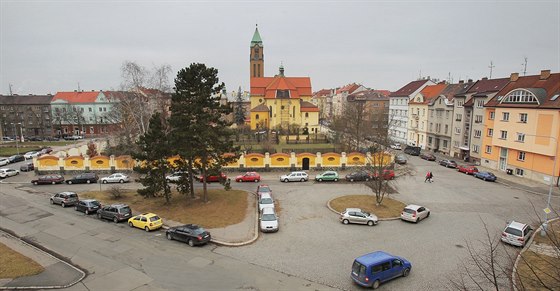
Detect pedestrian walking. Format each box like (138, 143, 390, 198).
(429, 171, 434, 183)
(425, 171, 431, 183)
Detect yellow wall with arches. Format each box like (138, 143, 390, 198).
(90, 156, 110, 169)
(245, 153, 265, 167)
(296, 153, 316, 167)
(322, 153, 341, 166)
(270, 153, 290, 167)
(347, 152, 366, 166)
(64, 156, 84, 168)
(37, 156, 59, 167)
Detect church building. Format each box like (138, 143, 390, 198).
(248, 26, 319, 134)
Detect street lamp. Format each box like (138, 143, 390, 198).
(10, 122, 21, 155)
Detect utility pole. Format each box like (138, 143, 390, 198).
(522, 56, 528, 76)
(488, 61, 495, 79)
(77, 82, 81, 92)
(8, 84, 13, 95)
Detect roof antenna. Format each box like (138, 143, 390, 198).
(522, 56, 528, 76)
(77, 82, 81, 92)
(488, 61, 495, 79)
(9, 83, 13, 95)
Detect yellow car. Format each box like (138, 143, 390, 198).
(128, 213, 163, 232)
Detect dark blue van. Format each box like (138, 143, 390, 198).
(351, 251, 412, 289)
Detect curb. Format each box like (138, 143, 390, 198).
(326, 196, 401, 221)
(511, 217, 559, 291)
(0, 229, 87, 290)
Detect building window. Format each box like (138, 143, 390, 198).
(445, 124, 448, 134)
(502, 112, 509, 121)
(99, 108, 102, 112)
(502, 89, 539, 104)
(488, 128, 493, 136)
(500, 130, 508, 139)
(305, 112, 309, 118)
(90, 127, 94, 134)
(455, 127, 461, 134)
(475, 115, 482, 123)
(429, 123, 433, 131)
(485, 145, 492, 153)
(89, 107, 92, 112)
(518, 151, 526, 161)
(457, 100, 464, 107)
(455, 114, 462, 121)
(443, 140, 448, 148)
(476, 100, 485, 108)
(515, 168, 524, 176)
(489, 111, 495, 120)
(255, 114, 259, 120)
(428, 137, 432, 144)
(519, 113, 528, 123)
(445, 111, 449, 119)
(474, 130, 481, 138)
(517, 133, 525, 142)
(473, 145, 479, 153)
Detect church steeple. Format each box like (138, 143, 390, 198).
(250, 25, 264, 78)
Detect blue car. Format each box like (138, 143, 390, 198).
(474, 171, 497, 182)
(351, 251, 412, 289)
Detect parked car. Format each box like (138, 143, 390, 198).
(32, 174, 64, 185)
(400, 204, 430, 223)
(474, 171, 497, 182)
(340, 208, 378, 226)
(256, 184, 272, 198)
(280, 171, 308, 182)
(403, 146, 421, 156)
(0, 158, 9, 166)
(64, 135, 83, 140)
(0, 168, 19, 178)
(345, 170, 372, 182)
(39, 147, 53, 154)
(351, 251, 412, 288)
(258, 193, 275, 212)
(20, 162, 34, 172)
(8, 155, 24, 163)
(457, 165, 479, 175)
(439, 159, 458, 168)
(23, 151, 41, 160)
(74, 199, 101, 214)
(165, 171, 187, 183)
(2, 136, 14, 141)
(128, 213, 163, 232)
(315, 171, 339, 182)
(100, 173, 130, 184)
(97, 204, 132, 223)
(259, 207, 279, 233)
(166, 224, 211, 247)
(372, 169, 395, 180)
(235, 171, 261, 182)
(394, 154, 407, 165)
(501, 221, 533, 247)
(197, 172, 227, 183)
(419, 153, 436, 161)
(66, 172, 99, 184)
(390, 143, 402, 150)
(50, 191, 79, 207)
(27, 136, 43, 142)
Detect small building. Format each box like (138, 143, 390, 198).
(0, 94, 54, 139)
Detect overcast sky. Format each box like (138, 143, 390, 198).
(1, 0, 559, 95)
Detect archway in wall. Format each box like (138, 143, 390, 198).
(302, 158, 310, 170)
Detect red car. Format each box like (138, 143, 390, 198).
(372, 169, 395, 180)
(256, 184, 271, 198)
(197, 172, 227, 183)
(31, 174, 65, 185)
(457, 165, 479, 175)
(235, 172, 261, 182)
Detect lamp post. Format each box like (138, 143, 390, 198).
(11, 122, 21, 155)
(542, 136, 558, 236)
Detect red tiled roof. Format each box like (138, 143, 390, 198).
(467, 78, 510, 95)
(372, 90, 391, 97)
(439, 82, 474, 101)
(409, 84, 447, 105)
(313, 89, 332, 97)
(390, 79, 432, 97)
(335, 83, 360, 94)
(250, 104, 269, 112)
(347, 90, 390, 102)
(250, 76, 312, 98)
(300, 101, 319, 112)
(53, 91, 101, 103)
(485, 72, 560, 109)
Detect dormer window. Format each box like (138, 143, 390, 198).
(276, 90, 290, 99)
(502, 89, 539, 104)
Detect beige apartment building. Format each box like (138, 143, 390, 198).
(407, 83, 447, 149)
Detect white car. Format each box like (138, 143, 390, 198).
(24, 151, 41, 159)
(501, 221, 533, 247)
(258, 193, 275, 213)
(100, 173, 130, 184)
(259, 207, 279, 232)
(390, 143, 402, 150)
(0, 158, 9, 166)
(166, 171, 186, 183)
(280, 171, 308, 182)
(400, 204, 430, 223)
(0, 168, 20, 178)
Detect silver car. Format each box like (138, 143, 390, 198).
(280, 171, 308, 182)
(0, 158, 9, 166)
(0, 168, 19, 178)
(100, 173, 130, 184)
(259, 207, 279, 233)
(501, 221, 532, 247)
(340, 208, 378, 226)
(258, 193, 275, 213)
(50, 191, 79, 208)
(400, 204, 430, 223)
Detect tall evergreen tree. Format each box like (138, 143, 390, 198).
(133, 112, 172, 203)
(170, 63, 239, 202)
(234, 86, 246, 125)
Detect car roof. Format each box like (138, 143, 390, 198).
(261, 207, 276, 215)
(58, 191, 77, 195)
(82, 199, 98, 203)
(139, 212, 158, 218)
(404, 204, 422, 211)
(260, 193, 272, 199)
(111, 203, 129, 207)
(322, 171, 337, 174)
(507, 221, 528, 230)
(356, 251, 395, 265)
(345, 208, 362, 212)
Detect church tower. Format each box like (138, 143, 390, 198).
(250, 25, 264, 78)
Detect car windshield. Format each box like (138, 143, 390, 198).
(505, 227, 522, 236)
(89, 201, 101, 206)
(149, 216, 160, 222)
(261, 214, 277, 221)
(260, 198, 273, 204)
(192, 227, 206, 235)
(403, 208, 415, 214)
(119, 207, 131, 214)
(259, 187, 271, 193)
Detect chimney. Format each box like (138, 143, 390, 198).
(540, 69, 551, 80)
(459, 80, 464, 84)
(74, 90, 77, 92)
(482, 77, 488, 80)
(468, 79, 473, 82)
(510, 73, 519, 82)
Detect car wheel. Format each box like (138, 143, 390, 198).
(33, 181, 38, 185)
(188, 239, 195, 247)
(50, 199, 54, 204)
(403, 268, 410, 277)
(367, 221, 374, 226)
(114, 217, 119, 223)
(128, 222, 133, 227)
(300, 178, 305, 182)
(415, 218, 419, 223)
(119, 179, 124, 183)
(144, 226, 150, 232)
(166, 179, 171, 183)
(318, 178, 322, 182)
(51, 181, 56, 185)
(85, 210, 89, 215)
(61, 202, 66, 208)
(372, 280, 380, 289)
(87, 180, 91, 184)
(426, 212, 430, 218)
(16, 172, 19, 175)
(365, 177, 370, 181)
(343, 219, 349, 225)
(103, 180, 108, 184)
(254, 179, 259, 183)
(97, 213, 102, 219)
(334, 178, 338, 182)
(68, 181, 73, 184)
(349, 178, 354, 182)
(483, 177, 486, 181)
(166, 233, 173, 240)
(284, 178, 289, 183)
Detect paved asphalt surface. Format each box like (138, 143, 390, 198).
(1, 154, 559, 290)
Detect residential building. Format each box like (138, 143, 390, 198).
(406, 82, 446, 148)
(451, 77, 509, 161)
(346, 89, 390, 140)
(331, 83, 367, 118)
(481, 70, 560, 184)
(0, 94, 54, 140)
(388, 79, 435, 145)
(426, 81, 474, 155)
(312, 88, 334, 121)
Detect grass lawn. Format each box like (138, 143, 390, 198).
(80, 188, 248, 229)
(0, 141, 78, 156)
(329, 195, 405, 218)
(0, 242, 44, 279)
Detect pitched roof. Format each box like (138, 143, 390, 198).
(409, 83, 447, 105)
(439, 82, 474, 101)
(52, 91, 102, 103)
(300, 101, 319, 112)
(390, 79, 432, 97)
(313, 89, 332, 97)
(372, 90, 391, 97)
(467, 78, 510, 96)
(485, 72, 560, 109)
(251, 26, 263, 46)
(347, 90, 390, 102)
(250, 104, 269, 112)
(0, 94, 54, 105)
(250, 76, 312, 98)
(336, 83, 360, 94)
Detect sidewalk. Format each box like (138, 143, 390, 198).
(0, 230, 85, 289)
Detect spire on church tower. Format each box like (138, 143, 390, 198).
(250, 24, 264, 78)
